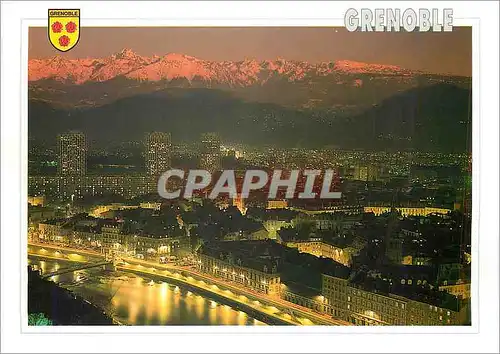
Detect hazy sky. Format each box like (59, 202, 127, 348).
(29, 27, 472, 76)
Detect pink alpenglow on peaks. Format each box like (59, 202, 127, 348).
(126, 53, 212, 82)
(28, 49, 419, 85)
(333, 60, 405, 74)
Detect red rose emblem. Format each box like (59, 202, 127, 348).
(65, 21, 77, 33)
(51, 21, 63, 33)
(58, 35, 70, 47)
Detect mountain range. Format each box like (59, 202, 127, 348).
(29, 49, 470, 109)
(28, 49, 472, 152)
(29, 48, 423, 85)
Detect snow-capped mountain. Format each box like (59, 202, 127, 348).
(28, 48, 418, 85)
(28, 49, 470, 110)
(28, 50, 472, 151)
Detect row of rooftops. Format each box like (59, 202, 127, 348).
(199, 240, 283, 274)
(245, 207, 365, 222)
(348, 274, 462, 312)
(40, 214, 181, 239)
(278, 231, 362, 250)
(199, 240, 466, 311)
(198, 239, 351, 279)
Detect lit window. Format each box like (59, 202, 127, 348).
(447, 311, 450, 316)
(439, 316, 443, 321)
(348, 296, 351, 302)
(347, 304, 350, 310)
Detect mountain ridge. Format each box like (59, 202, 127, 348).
(28, 83, 471, 152)
(30, 48, 433, 85)
(29, 50, 471, 110)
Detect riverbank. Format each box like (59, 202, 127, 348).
(28, 266, 114, 325)
(28, 256, 266, 326)
(28, 243, 344, 325)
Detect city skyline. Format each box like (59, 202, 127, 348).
(27, 25, 473, 329)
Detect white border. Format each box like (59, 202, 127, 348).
(2, 1, 499, 353)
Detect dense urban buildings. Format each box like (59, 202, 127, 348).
(196, 239, 469, 326)
(28, 177, 472, 326)
(26, 41, 473, 327)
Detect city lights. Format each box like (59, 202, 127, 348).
(25, 24, 473, 331)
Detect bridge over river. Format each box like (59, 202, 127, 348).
(41, 261, 114, 279)
(29, 242, 349, 326)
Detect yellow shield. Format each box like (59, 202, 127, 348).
(48, 9, 80, 52)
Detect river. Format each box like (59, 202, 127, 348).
(28, 256, 266, 326)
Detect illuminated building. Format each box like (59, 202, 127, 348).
(267, 200, 288, 209)
(199, 132, 221, 173)
(364, 206, 451, 217)
(72, 228, 101, 248)
(277, 221, 365, 267)
(196, 240, 469, 325)
(28, 176, 60, 197)
(28, 195, 45, 206)
(232, 194, 247, 215)
(145, 132, 172, 177)
(438, 282, 471, 300)
(28, 205, 56, 225)
(353, 164, 379, 182)
(290, 205, 364, 216)
(344, 285, 408, 325)
(281, 282, 326, 313)
(139, 202, 162, 210)
(89, 203, 139, 218)
(57, 131, 86, 176)
(28, 175, 158, 199)
(197, 241, 282, 297)
(309, 212, 362, 231)
(124, 234, 181, 259)
(281, 237, 365, 267)
(222, 228, 269, 242)
(37, 219, 71, 244)
(402, 255, 432, 266)
(263, 219, 295, 240)
(101, 224, 181, 258)
(321, 273, 470, 326)
(101, 223, 125, 253)
(321, 274, 350, 319)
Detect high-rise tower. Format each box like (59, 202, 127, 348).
(199, 132, 221, 173)
(145, 132, 172, 177)
(57, 131, 86, 176)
